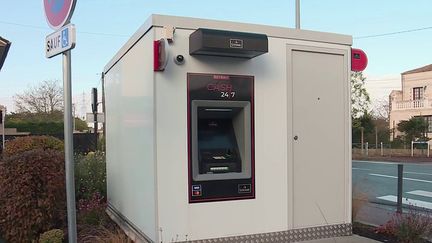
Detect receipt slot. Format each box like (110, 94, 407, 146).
(188, 73, 254, 203)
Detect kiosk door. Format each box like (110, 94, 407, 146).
(289, 46, 348, 227)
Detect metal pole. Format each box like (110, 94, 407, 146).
(72, 104, 76, 132)
(295, 0, 300, 29)
(63, 50, 77, 243)
(94, 112, 98, 150)
(397, 164, 403, 213)
(92, 87, 98, 151)
(412, 141, 415, 156)
(2, 107, 5, 151)
(375, 127, 378, 150)
(428, 142, 430, 157)
(366, 142, 369, 156)
(380, 142, 383, 156)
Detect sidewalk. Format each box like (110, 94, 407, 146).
(355, 202, 395, 226)
(303, 235, 379, 243)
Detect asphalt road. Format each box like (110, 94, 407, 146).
(353, 160, 432, 212)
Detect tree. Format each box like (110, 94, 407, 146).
(397, 117, 429, 142)
(351, 72, 371, 118)
(14, 80, 63, 113)
(372, 98, 390, 121)
(372, 117, 390, 144)
(10, 80, 88, 134)
(352, 112, 374, 143)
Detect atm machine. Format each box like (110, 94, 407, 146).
(104, 15, 367, 243)
(188, 73, 255, 202)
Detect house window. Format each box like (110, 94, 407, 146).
(413, 87, 424, 100)
(425, 116, 432, 133)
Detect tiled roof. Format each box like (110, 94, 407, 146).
(402, 64, 432, 75)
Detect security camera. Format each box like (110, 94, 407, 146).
(174, 55, 185, 65)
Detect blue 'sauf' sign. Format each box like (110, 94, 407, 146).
(46, 24, 76, 58)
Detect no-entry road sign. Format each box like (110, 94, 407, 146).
(43, 0, 76, 30)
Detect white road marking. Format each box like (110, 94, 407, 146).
(377, 195, 432, 210)
(352, 168, 371, 171)
(404, 171, 432, 176)
(369, 173, 432, 184)
(353, 160, 398, 165)
(407, 190, 432, 198)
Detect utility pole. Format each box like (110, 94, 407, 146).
(295, 0, 300, 29)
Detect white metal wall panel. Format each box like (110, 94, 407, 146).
(155, 28, 290, 242)
(288, 46, 349, 228)
(105, 29, 158, 241)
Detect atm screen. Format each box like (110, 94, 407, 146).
(198, 118, 241, 174)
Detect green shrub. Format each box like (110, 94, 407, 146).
(0, 149, 66, 242)
(3, 135, 64, 157)
(97, 136, 106, 152)
(39, 229, 64, 243)
(75, 152, 106, 200)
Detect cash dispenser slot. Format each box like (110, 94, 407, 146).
(198, 116, 241, 174)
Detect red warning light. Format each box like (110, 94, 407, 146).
(351, 48, 368, 72)
(154, 39, 168, 71)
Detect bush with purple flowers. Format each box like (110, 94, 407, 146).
(75, 151, 106, 201)
(74, 152, 109, 226)
(376, 208, 432, 243)
(77, 192, 109, 226)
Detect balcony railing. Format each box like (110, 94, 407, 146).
(391, 99, 432, 110)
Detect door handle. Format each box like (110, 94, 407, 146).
(294, 135, 298, 141)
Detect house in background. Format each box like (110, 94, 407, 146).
(389, 64, 432, 140)
(0, 36, 11, 71)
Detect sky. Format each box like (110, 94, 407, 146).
(1, 0, 432, 117)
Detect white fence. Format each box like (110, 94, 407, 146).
(352, 141, 431, 157)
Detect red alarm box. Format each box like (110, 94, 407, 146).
(351, 48, 368, 72)
(154, 38, 169, 71)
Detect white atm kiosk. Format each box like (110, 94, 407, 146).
(104, 14, 367, 243)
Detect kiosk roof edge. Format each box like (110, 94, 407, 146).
(103, 14, 352, 74)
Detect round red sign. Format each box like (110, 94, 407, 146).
(43, 0, 76, 30)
